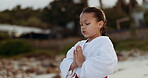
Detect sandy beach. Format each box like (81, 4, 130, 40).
(1, 50, 148, 78)
(37, 51, 148, 78)
(109, 54, 148, 78)
(39, 54, 148, 78)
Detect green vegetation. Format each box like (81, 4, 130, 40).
(59, 42, 75, 55)
(114, 39, 148, 51)
(0, 32, 9, 40)
(104, 8, 129, 30)
(0, 39, 32, 56)
(144, 10, 148, 25)
(0, 0, 148, 58)
(0, 49, 53, 59)
(1, 0, 144, 36)
(0, 39, 148, 59)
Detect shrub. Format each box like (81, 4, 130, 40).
(59, 43, 75, 55)
(0, 33, 9, 40)
(144, 10, 148, 25)
(0, 40, 32, 56)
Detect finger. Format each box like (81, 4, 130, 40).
(74, 50, 76, 56)
(76, 45, 82, 52)
(76, 45, 81, 50)
(73, 50, 77, 60)
(77, 47, 83, 55)
(74, 50, 77, 64)
(76, 45, 80, 48)
(74, 49, 78, 58)
(76, 46, 79, 52)
(73, 49, 76, 55)
(77, 45, 82, 48)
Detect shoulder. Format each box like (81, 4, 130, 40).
(97, 36, 113, 46)
(97, 36, 109, 40)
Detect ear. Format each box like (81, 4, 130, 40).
(98, 21, 104, 29)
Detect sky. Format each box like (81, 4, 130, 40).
(0, 0, 143, 11)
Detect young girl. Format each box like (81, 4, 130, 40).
(60, 7, 118, 78)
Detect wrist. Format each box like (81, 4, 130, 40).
(69, 62, 77, 70)
(72, 62, 77, 68)
(77, 62, 83, 67)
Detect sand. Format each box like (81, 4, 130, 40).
(35, 52, 148, 78)
(109, 55, 148, 78)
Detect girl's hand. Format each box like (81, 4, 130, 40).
(69, 51, 77, 70)
(74, 45, 85, 67)
(69, 59, 77, 71)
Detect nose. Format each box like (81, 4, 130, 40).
(81, 27, 85, 31)
(81, 25, 86, 29)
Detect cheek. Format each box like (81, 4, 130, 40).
(89, 24, 99, 31)
(87, 26, 96, 33)
(89, 26, 100, 33)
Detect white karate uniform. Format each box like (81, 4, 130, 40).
(60, 36, 118, 78)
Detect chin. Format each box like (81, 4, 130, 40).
(83, 35, 90, 38)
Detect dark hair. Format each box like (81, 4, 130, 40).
(81, 7, 107, 36)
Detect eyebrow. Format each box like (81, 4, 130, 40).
(84, 20, 88, 22)
(80, 20, 89, 22)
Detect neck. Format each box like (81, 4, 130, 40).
(87, 33, 101, 42)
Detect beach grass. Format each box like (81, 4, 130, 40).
(113, 39, 148, 51)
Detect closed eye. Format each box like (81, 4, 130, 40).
(84, 20, 90, 25)
(85, 23, 90, 25)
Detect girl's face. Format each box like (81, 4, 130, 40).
(80, 12, 103, 40)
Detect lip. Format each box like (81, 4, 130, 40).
(82, 31, 86, 34)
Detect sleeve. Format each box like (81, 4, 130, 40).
(60, 42, 80, 78)
(80, 39, 118, 78)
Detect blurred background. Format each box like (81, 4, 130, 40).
(0, 0, 148, 78)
